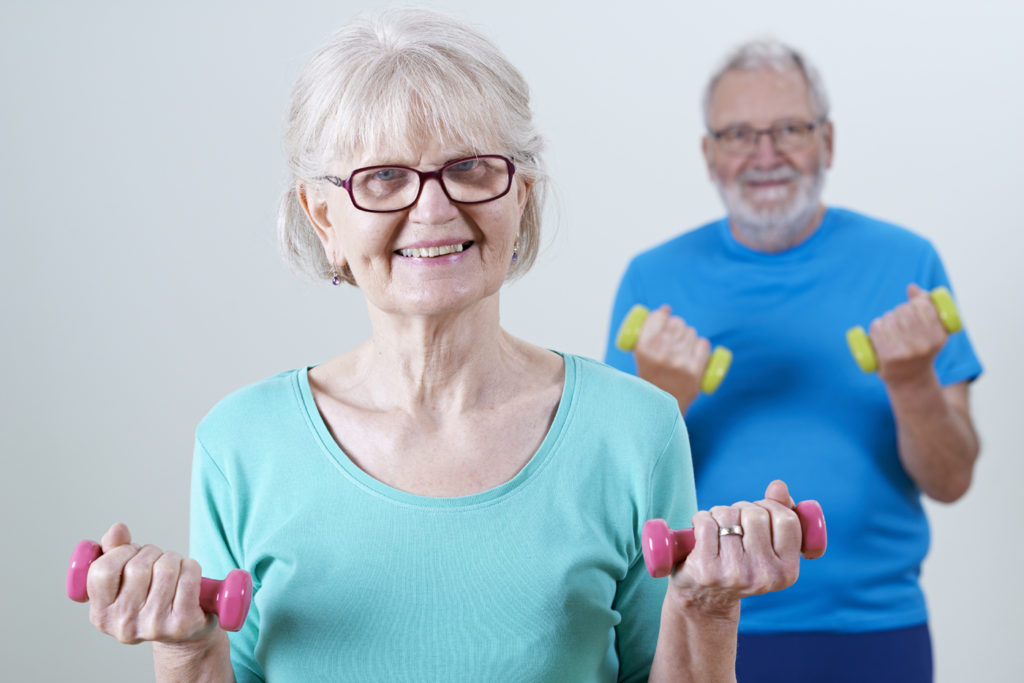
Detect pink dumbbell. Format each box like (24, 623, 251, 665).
(642, 500, 827, 578)
(66, 539, 252, 632)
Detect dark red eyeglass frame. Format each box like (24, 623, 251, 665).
(322, 154, 516, 213)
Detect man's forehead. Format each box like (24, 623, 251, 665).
(708, 67, 815, 127)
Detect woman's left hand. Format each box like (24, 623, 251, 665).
(668, 480, 803, 620)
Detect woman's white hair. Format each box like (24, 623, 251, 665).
(702, 38, 830, 128)
(278, 7, 547, 285)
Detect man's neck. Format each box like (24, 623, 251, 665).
(729, 203, 827, 253)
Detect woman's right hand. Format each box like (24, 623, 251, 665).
(86, 522, 218, 645)
(632, 305, 711, 414)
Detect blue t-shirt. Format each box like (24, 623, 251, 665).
(190, 352, 697, 681)
(605, 208, 982, 634)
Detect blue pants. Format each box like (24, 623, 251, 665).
(736, 623, 932, 683)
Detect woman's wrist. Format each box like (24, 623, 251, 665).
(665, 580, 742, 624)
(152, 630, 233, 683)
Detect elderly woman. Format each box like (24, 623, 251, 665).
(83, 8, 807, 682)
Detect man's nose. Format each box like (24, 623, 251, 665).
(749, 130, 785, 165)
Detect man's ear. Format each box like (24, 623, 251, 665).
(297, 183, 345, 268)
(701, 135, 715, 179)
(822, 120, 835, 169)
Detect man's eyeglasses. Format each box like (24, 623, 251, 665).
(323, 155, 516, 213)
(710, 119, 825, 155)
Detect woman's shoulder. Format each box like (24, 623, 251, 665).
(196, 368, 306, 441)
(563, 353, 683, 437)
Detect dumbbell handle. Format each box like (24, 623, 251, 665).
(641, 500, 827, 578)
(615, 304, 733, 394)
(847, 286, 962, 373)
(66, 539, 252, 632)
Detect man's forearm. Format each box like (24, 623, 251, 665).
(888, 378, 979, 502)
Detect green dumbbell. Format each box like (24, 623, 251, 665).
(846, 286, 963, 373)
(615, 304, 733, 394)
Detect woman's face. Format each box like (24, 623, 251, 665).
(303, 141, 530, 318)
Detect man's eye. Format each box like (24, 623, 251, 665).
(723, 128, 753, 142)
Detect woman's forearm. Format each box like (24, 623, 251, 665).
(648, 589, 740, 683)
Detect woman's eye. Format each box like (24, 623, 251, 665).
(374, 168, 406, 182)
(449, 159, 480, 174)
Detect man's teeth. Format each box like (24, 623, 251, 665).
(398, 243, 466, 258)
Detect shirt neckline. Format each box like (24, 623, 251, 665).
(294, 351, 576, 509)
(716, 206, 836, 262)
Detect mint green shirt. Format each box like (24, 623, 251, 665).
(191, 353, 697, 682)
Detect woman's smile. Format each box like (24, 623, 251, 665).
(395, 240, 475, 260)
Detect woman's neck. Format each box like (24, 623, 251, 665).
(323, 296, 529, 415)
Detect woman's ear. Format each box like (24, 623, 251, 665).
(515, 177, 532, 214)
(297, 183, 345, 268)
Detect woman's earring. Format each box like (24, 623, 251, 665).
(511, 239, 519, 263)
(331, 267, 341, 286)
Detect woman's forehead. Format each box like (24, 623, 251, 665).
(335, 130, 503, 170)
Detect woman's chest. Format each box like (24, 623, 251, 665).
(248, 494, 624, 682)
(320, 393, 561, 497)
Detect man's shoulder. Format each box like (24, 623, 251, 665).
(828, 207, 934, 248)
(631, 217, 725, 266)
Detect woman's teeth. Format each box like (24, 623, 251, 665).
(397, 243, 467, 258)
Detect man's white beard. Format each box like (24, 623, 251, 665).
(714, 155, 828, 252)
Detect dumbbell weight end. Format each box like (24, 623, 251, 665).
(642, 499, 827, 578)
(615, 305, 732, 394)
(66, 539, 252, 632)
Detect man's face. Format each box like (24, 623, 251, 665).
(702, 67, 833, 244)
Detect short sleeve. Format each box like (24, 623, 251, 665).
(613, 415, 698, 681)
(918, 246, 983, 386)
(190, 437, 265, 682)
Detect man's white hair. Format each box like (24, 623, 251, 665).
(702, 38, 830, 128)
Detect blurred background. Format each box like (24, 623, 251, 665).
(2, 0, 1021, 679)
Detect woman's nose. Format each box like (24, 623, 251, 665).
(408, 176, 459, 223)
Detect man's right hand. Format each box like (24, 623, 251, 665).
(633, 305, 712, 414)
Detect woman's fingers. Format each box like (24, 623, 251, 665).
(100, 522, 133, 552)
(85, 533, 214, 644)
(675, 496, 802, 600)
(141, 551, 184, 637)
(709, 504, 744, 560)
(89, 543, 163, 643)
(86, 543, 140, 608)
(762, 479, 794, 508)
(146, 553, 214, 642)
(171, 558, 204, 617)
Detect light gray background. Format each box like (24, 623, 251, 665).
(3, 0, 1021, 680)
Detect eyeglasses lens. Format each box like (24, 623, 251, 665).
(350, 156, 512, 211)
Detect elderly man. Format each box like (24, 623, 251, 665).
(604, 40, 981, 683)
